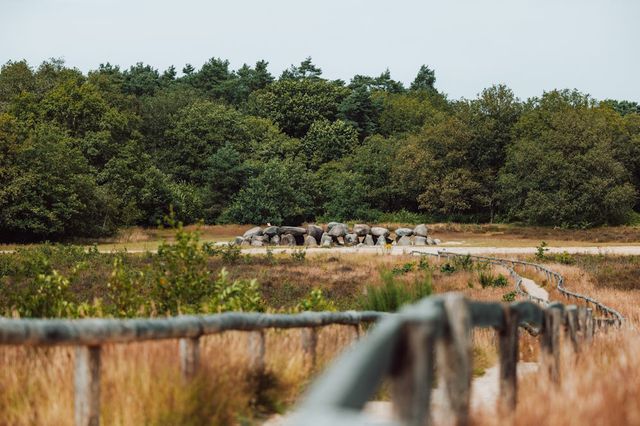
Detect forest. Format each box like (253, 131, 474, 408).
(1, 57, 639, 241)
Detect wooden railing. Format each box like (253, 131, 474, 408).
(0, 254, 622, 426)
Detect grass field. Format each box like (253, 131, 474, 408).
(1, 235, 640, 424)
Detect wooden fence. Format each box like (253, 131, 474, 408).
(0, 254, 623, 426)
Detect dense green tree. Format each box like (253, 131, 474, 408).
(97, 142, 178, 226)
(122, 62, 161, 96)
(302, 119, 358, 169)
(349, 70, 405, 93)
(498, 90, 636, 226)
(249, 78, 349, 137)
(222, 159, 316, 224)
(338, 85, 382, 140)
(165, 100, 252, 183)
(0, 60, 35, 108)
(0, 124, 115, 240)
(280, 57, 322, 80)
(410, 65, 436, 91)
(203, 143, 249, 221)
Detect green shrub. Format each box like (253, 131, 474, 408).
(290, 249, 307, 262)
(478, 271, 495, 288)
(453, 254, 474, 271)
(535, 241, 548, 260)
(106, 256, 146, 317)
(208, 268, 264, 312)
(392, 262, 414, 275)
(502, 291, 516, 302)
(492, 274, 509, 287)
(440, 262, 456, 274)
(295, 288, 336, 312)
(7, 270, 77, 317)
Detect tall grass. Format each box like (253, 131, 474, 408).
(360, 269, 433, 312)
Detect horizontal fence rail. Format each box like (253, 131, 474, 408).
(293, 293, 607, 426)
(0, 253, 623, 426)
(415, 251, 624, 326)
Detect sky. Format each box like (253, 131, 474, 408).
(2, 0, 639, 101)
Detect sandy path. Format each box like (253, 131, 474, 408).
(264, 362, 539, 426)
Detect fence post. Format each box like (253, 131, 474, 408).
(436, 294, 472, 426)
(352, 324, 361, 340)
(301, 327, 319, 369)
(585, 308, 594, 344)
(540, 308, 561, 384)
(75, 345, 101, 426)
(248, 331, 266, 373)
(179, 337, 200, 380)
(565, 306, 580, 353)
(390, 323, 436, 426)
(498, 305, 519, 412)
(577, 307, 588, 344)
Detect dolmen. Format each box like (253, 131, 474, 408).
(234, 223, 440, 247)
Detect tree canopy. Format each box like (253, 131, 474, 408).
(0, 57, 638, 240)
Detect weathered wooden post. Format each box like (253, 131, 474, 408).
(577, 307, 588, 344)
(391, 323, 436, 426)
(436, 294, 472, 426)
(540, 307, 561, 384)
(565, 306, 580, 353)
(352, 323, 361, 340)
(179, 337, 200, 380)
(248, 331, 266, 373)
(585, 308, 594, 344)
(75, 345, 101, 426)
(301, 327, 319, 369)
(498, 305, 519, 412)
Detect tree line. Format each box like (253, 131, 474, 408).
(0, 57, 639, 240)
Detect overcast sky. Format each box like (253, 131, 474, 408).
(2, 0, 638, 101)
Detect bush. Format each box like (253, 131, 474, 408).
(440, 263, 456, 274)
(392, 262, 414, 275)
(502, 291, 516, 302)
(479, 271, 509, 288)
(295, 288, 336, 312)
(290, 249, 306, 262)
(106, 255, 146, 317)
(208, 268, 264, 313)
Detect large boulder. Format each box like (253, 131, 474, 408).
(328, 223, 348, 238)
(413, 224, 428, 237)
(353, 224, 371, 237)
(344, 233, 359, 246)
(234, 236, 245, 246)
(327, 222, 342, 230)
(280, 234, 296, 246)
(304, 235, 318, 247)
(241, 239, 251, 247)
(243, 226, 263, 238)
(263, 226, 280, 237)
(320, 233, 332, 247)
(271, 234, 280, 245)
(307, 224, 324, 242)
(376, 235, 387, 246)
(371, 227, 390, 238)
(414, 236, 427, 246)
(397, 235, 412, 246)
(433, 238, 441, 245)
(279, 226, 307, 237)
(251, 238, 264, 247)
(395, 228, 414, 237)
(427, 237, 436, 246)
(363, 234, 375, 246)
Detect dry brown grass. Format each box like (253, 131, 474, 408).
(2, 252, 639, 424)
(475, 331, 640, 426)
(0, 325, 361, 425)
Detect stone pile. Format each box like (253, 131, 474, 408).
(234, 223, 440, 247)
